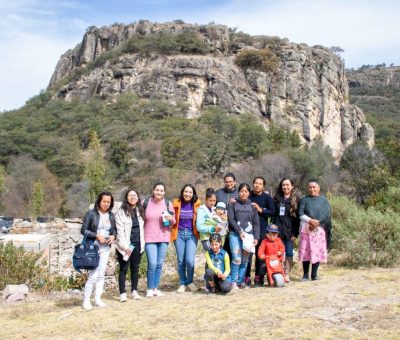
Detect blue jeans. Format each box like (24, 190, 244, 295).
(174, 229, 198, 285)
(229, 232, 250, 284)
(283, 238, 294, 257)
(145, 242, 168, 289)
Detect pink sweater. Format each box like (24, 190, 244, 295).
(144, 198, 176, 243)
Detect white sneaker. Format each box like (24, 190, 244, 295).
(95, 299, 107, 307)
(146, 289, 154, 298)
(120, 293, 127, 302)
(154, 289, 164, 297)
(231, 282, 239, 290)
(82, 301, 93, 311)
(187, 283, 199, 292)
(131, 290, 141, 300)
(177, 285, 186, 293)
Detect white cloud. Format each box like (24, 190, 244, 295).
(203, 0, 400, 67)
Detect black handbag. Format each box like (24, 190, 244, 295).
(73, 235, 100, 272)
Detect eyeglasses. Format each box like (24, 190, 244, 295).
(127, 194, 138, 198)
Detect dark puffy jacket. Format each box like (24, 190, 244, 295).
(81, 209, 117, 240)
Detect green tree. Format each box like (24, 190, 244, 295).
(289, 140, 338, 192)
(85, 131, 110, 203)
(31, 182, 44, 219)
(340, 142, 392, 204)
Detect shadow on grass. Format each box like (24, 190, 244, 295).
(55, 297, 81, 308)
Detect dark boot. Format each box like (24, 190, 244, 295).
(302, 261, 310, 281)
(311, 262, 320, 280)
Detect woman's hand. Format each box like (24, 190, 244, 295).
(164, 214, 173, 221)
(291, 236, 296, 242)
(260, 254, 266, 260)
(240, 232, 245, 240)
(215, 225, 222, 233)
(251, 202, 262, 213)
(217, 272, 226, 280)
(309, 218, 320, 228)
(252, 239, 258, 246)
(96, 234, 107, 244)
(107, 235, 115, 245)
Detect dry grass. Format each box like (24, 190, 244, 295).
(1, 265, 399, 340)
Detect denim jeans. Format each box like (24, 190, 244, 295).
(174, 229, 198, 285)
(283, 237, 294, 257)
(229, 232, 250, 284)
(145, 242, 168, 289)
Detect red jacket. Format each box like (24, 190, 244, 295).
(257, 237, 285, 261)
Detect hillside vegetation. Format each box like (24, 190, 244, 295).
(347, 65, 400, 176)
(0, 27, 398, 219)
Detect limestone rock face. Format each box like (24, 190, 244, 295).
(49, 21, 374, 158)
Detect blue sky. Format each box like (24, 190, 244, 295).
(1, 0, 399, 111)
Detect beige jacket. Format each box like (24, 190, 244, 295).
(115, 207, 145, 255)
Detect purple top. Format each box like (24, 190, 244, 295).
(178, 201, 194, 230)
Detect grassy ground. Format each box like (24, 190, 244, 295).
(1, 265, 399, 340)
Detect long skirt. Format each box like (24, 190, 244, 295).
(298, 223, 327, 264)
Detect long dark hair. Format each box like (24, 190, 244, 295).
(274, 177, 299, 217)
(152, 181, 166, 198)
(179, 184, 198, 204)
(121, 188, 144, 219)
(94, 191, 114, 212)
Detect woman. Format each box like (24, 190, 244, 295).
(245, 176, 275, 286)
(172, 184, 201, 293)
(273, 177, 300, 282)
(196, 188, 218, 251)
(143, 182, 175, 297)
(115, 188, 145, 302)
(228, 183, 260, 289)
(81, 191, 116, 311)
(298, 179, 331, 281)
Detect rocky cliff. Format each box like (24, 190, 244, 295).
(49, 21, 374, 158)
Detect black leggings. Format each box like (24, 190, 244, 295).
(302, 261, 319, 279)
(245, 241, 263, 278)
(117, 244, 142, 294)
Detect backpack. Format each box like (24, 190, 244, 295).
(143, 197, 173, 214)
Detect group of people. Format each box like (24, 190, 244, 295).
(80, 172, 332, 310)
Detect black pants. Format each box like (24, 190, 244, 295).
(204, 268, 232, 293)
(117, 244, 142, 294)
(245, 235, 265, 279)
(302, 261, 319, 279)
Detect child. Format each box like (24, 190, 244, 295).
(212, 202, 229, 236)
(204, 233, 232, 293)
(202, 201, 229, 245)
(258, 224, 286, 286)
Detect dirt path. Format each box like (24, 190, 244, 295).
(1, 265, 399, 339)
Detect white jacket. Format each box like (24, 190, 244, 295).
(115, 207, 145, 256)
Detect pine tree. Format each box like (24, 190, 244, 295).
(85, 130, 110, 203)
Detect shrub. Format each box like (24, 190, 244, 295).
(235, 48, 279, 73)
(0, 241, 41, 290)
(330, 196, 400, 267)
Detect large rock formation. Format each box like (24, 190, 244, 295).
(49, 21, 374, 158)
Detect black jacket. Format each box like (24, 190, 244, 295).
(81, 209, 117, 240)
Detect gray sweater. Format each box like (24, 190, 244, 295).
(228, 199, 260, 240)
